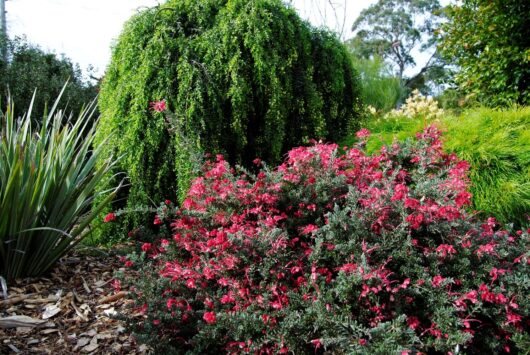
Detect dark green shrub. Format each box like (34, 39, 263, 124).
(94, 0, 362, 243)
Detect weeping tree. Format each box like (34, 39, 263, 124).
(94, 0, 362, 243)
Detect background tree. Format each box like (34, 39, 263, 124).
(349, 0, 447, 93)
(1, 36, 97, 120)
(94, 0, 362, 243)
(439, 0, 530, 107)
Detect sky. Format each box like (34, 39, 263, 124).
(5, 0, 377, 77)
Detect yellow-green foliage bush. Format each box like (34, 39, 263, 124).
(344, 107, 530, 225)
(94, 0, 362, 243)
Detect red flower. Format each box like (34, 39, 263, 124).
(203, 311, 216, 324)
(103, 212, 116, 223)
(150, 100, 167, 112)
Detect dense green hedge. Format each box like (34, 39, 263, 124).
(343, 108, 530, 225)
(94, 0, 362, 243)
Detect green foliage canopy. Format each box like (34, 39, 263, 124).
(95, 0, 362, 241)
(439, 0, 530, 107)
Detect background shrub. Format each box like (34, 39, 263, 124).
(439, 0, 530, 107)
(118, 127, 529, 353)
(94, 0, 362, 243)
(0, 36, 97, 122)
(344, 107, 530, 225)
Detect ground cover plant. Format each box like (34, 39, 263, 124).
(94, 0, 362, 244)
(0, 89, 119, 279)
(116, 126, 529, 354)
(343, 106, 530, 226)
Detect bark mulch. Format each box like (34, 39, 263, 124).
(0, 247, 149, 354)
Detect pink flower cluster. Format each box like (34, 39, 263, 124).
(122, 126, 529, 353)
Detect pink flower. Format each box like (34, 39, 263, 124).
(404, 198, 420, 209)
(301, 224, 318, 235)
(203, 311, 216, 324)
(356, 128, 371, 139)
(141, 243, 152, 252)
(505, 311, 522, 326)
(436, 244, 457, 258)
(310, 339, 322, 349)
(154, 215, 163, 225)
(431, 275, 445, 288)
(455, 191, 472, 207)
(407, 316, 420, 330)
(103, 212, 116, 223)
(150, 99, 167, 112)
(391, 184, 408, 201)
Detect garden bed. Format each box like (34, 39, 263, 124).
(0, 248, 146, 354)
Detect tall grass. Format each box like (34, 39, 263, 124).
(343, 108, 530, 225)
(0, 88, 120, 279)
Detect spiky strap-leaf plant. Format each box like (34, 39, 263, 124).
(0, 87, 120, 279)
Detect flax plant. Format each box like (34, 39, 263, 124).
(0, 87, 120, 279)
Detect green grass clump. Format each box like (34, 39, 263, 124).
(343, 108, 530, 225)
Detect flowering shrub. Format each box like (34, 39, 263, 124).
(386, 89, 445, 120)
(118, 126, 529, 354)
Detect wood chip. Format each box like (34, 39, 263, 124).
(42, 304, 61, 320)
(81, 277, 92, 294)
(0, 294, 33, 306)
(76, 337, 90, 348)
(0, 315, 47, 328)
(98, 291, 127, 304)
(82, 336, 98, 353)
(24, 296, 59, 304)
(8, 343, 21, 353)
(40, 328, 59, 335)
